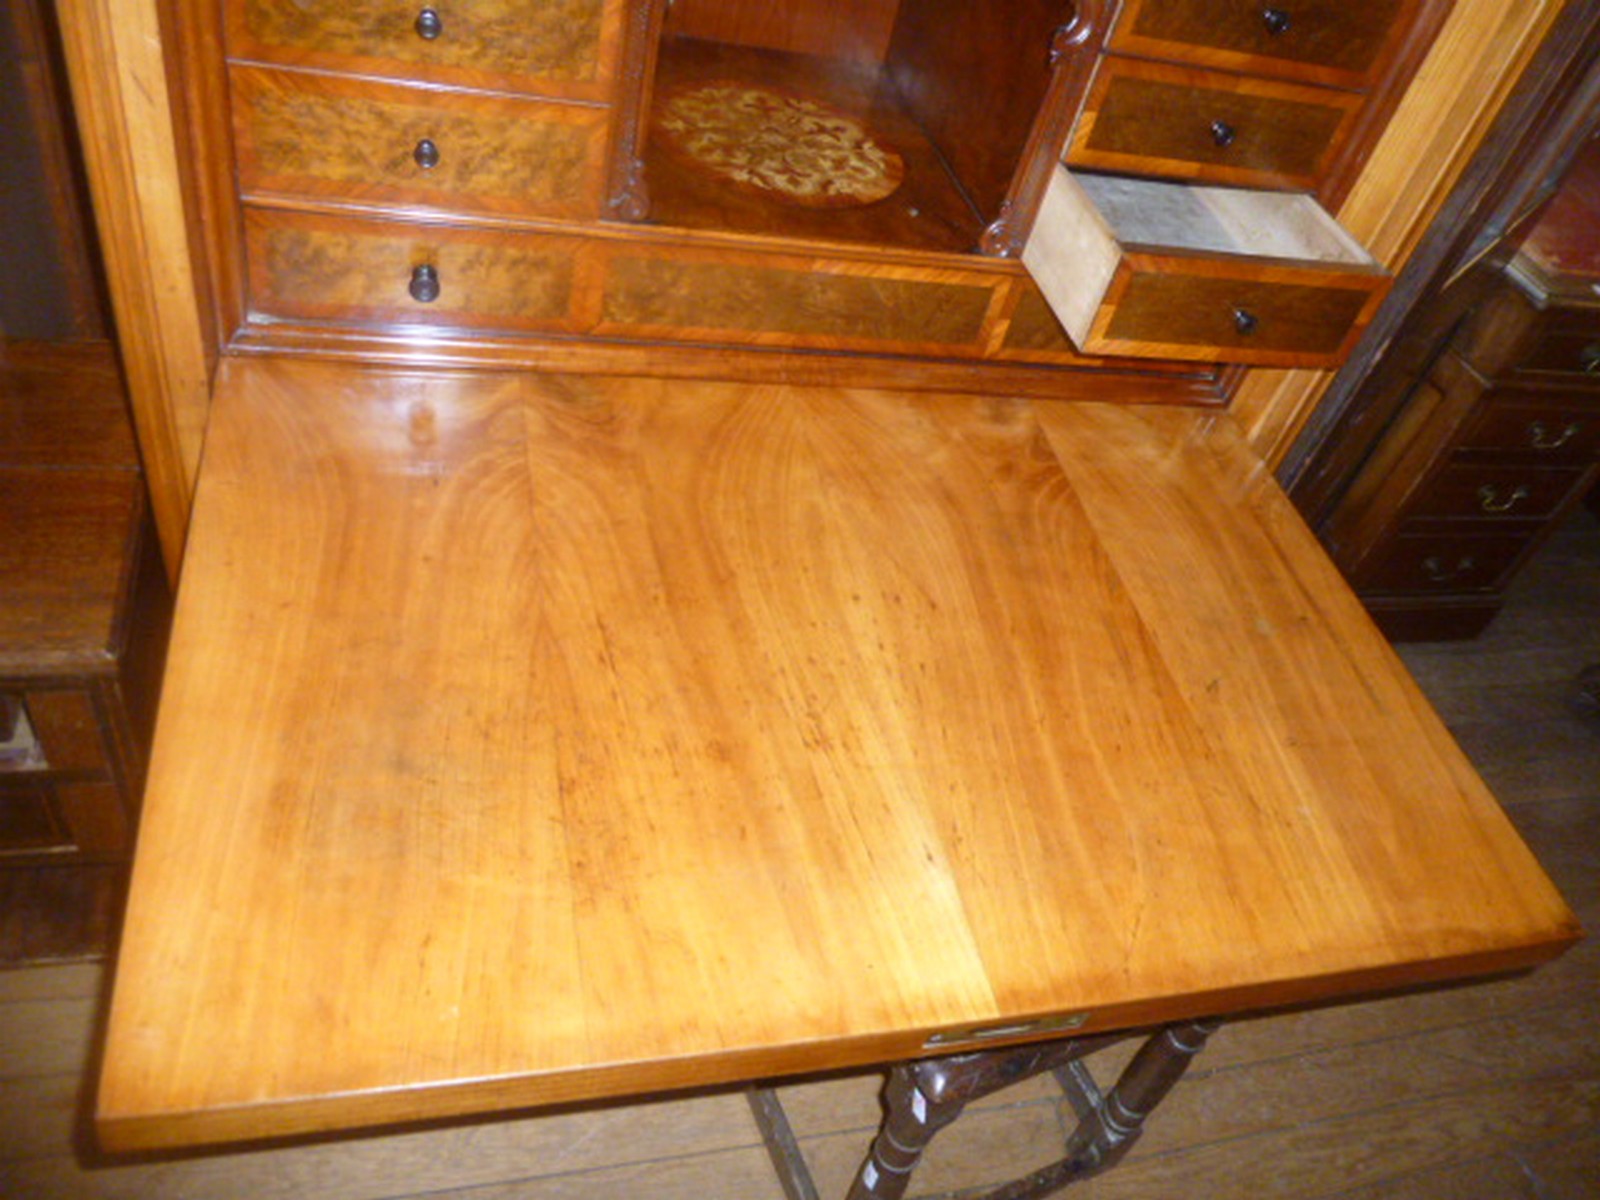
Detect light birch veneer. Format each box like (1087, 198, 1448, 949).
(95, 358, 1577, 1151)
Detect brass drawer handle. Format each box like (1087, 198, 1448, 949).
(415, 6, 442, 40)
(1421, 554, 1475, 585)
(1210, 119, 1237, 148)
(1527, 420, 1581, 450)
(1476, 483, 1529, 514)
(413, 138, 440, 170)
(1232, 307, 1259, 337)
(1579, 343, 1600, 374)
(1262, 7, 1293, 35)
(408, 264, 441, 304)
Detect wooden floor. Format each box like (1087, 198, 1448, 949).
(2, 507, 1596, 1199)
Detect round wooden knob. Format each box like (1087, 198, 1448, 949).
(1232, 307, 1259, 337)
(415, 7, 443, 39)
(1211, 119, 1237, 148)
(413, 138, 440, 170)
(1262, 7, 1292, 35)
(409, 264, 441, 303)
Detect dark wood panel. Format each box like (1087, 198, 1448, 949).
(883, 0, 1064, 227)
(1408, 461, 1590, 521)
(244, 209, 586, 333)
(599, 252, 994, 351)
(1110, 0, 1411, 88)
(231, 65, 610, 221)
(1359, 530, 1534, 594)
(1459, 395, 1600, 460)
(663, 0, 899, 64)
(226, 0, 625, 102)
(1070, 59, 1360, 190)
(0, 471, 142, 675)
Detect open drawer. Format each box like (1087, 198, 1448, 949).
(1022, 167, 1389, 367)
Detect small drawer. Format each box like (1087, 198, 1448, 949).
(231, 65, 611, 222)
(0, 781, 71, 854)
(22, 689, 106, 774)
(1107, 0, 1413, 89)
(245, 207, 588, 334)
(226, 0, 624, 104)
(1067, 57, 1361, 189)
(1407, 461, 1588, 522)
(1513, 327, 1600, 380)
(1457, 396, 1600, 461)
(1022, 168, 1386, 366)
(1360, 531, 1532, 595)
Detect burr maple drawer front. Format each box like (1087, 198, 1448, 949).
(225, 0, 624, 103)
(244, 208, 587, 334)
(231, 66, 610, 222)
(1107, 0, 1412, 88)
(1067, 57, 1361, 190)
(1023, 168, 1386, 366)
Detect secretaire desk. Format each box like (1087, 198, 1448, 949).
(93, 355, 1578, 1198)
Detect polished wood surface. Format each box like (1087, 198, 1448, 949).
(227, 0, 626, 104)
(55, 0, 215, 579)
(98, 356, 1576, 1151)
(1069, 58, 1361, 191)
(664, 0, 898, 64)
(231, 66, 611, 222)
(1108, 0, 1414, 88)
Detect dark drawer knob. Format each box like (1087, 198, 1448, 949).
(408, 264, 441, 304)
(1579, 343, 1600, 374)
(1262, 7, 1292, 36)
(413, 138, 440, 170)
(1232, 307, 1259, 337)
(415, 6, 443, 39)
(1527, 420, 1581, 450)
(1476, 483, 1529, 514)
(1421, 555, 1475, 585)
(1210, 119, 1237, 148)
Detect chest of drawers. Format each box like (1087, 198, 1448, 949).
(181, 0, 1450, 381)
(1329, 222, 1600, 639)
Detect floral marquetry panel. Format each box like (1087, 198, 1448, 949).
(231, 67, 609, 221)
(245, 209, 586, 332)
(227, 0, 626, 103)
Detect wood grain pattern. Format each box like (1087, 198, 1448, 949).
(1096, 260, 1382, 365)
(663, 0, 899, 64)
(1068, 57, 1362, 191)
(231, 66, 610, 222)
(97, 358, 1576, 1152)
(1108, 0, 1413, 88)
(54, 0, 214, 579)
(244, 208, 585, 333)
(599, 251, 995, 351)
(227, 0, 626, 104)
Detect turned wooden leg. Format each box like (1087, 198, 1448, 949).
(845, 1061, 966, 1200)
(845, 1037, 1120, 1200)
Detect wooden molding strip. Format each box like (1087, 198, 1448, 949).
(56, 0, 214, 581)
